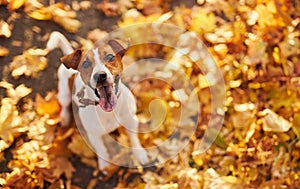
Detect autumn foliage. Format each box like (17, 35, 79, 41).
(0, 0, 300, 188)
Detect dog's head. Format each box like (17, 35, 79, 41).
(61, 39, 128, 112)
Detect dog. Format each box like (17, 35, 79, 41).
(46, 31, 150, 171)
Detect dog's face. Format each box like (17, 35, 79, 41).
(61, 39, 127, 112)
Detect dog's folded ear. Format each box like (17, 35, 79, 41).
(60, 49, 83, 70)
(108, 39, 129, 57)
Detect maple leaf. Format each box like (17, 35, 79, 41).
(49, 156, 75, 180)
(67, 133, 95, 158)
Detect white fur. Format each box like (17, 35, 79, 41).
(47, 32, 149, 171)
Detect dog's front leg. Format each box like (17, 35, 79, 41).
(87, 133, 111, 171)
(124, 116, 150, 165)
(46, 31, 77, 126)
(57, 64, 74, 126)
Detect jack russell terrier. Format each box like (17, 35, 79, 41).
(46, 31, 150, 170)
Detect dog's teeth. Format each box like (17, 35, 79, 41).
(95, 88, 100, 98)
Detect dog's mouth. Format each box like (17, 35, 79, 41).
(95, 84, 117, 112)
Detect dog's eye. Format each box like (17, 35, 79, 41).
(104, 54, 115, 62)
(82, 60, 91, 68)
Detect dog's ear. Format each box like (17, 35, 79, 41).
(108, 39, 129, 57)
(60, 49, 83, 70)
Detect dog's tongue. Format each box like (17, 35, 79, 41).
(97, 86, 117, 112)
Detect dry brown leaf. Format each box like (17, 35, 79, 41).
(0, 0, 9, 5)
(50, 156, 75, 180)
(67, 133, 95, 158)
(97, 0, 120, 17)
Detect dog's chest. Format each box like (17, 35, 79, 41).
(73, 75, 120, 134)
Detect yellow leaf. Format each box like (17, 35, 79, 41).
(0, 46, 9, 56)
(0, 19, 11, 38)
(52, 15, 81, 33)
(9, 0, 25, 11)
(149, 99, 168, 129)
(9, 48, 48, 78)
(198, 74, 210, 89)
(15, 84, 32, 99)
(293, 113, 300, 138)
(50, 3, 81, 33)
(28, 7, 52, 20)
(0, 82, 32, 101)
(190, 11, 216, 34)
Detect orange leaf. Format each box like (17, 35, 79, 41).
(35, 92, 61, 116)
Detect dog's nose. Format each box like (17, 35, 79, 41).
(94, 72, 107, 82)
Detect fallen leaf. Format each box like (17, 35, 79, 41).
(97, 0, 120, 17)
(261, 109, 292, 132)
(50, 156, 75, 180)
(292, 113, 300, 139)
(9, 48, 48, 78)
(0, 46, 9, 56)
(50, 3, 81, 33)
(28, 6, 52, 20)
(0, 19, 12, 38)
(0, 98, 26, 148)
(9, 0, 25, 11)
(0, 82, 32, 100)
(203, 168, 242, 189)
(67, 133, 95, 158)
(35, 92, 60, 116)
(25, 2, 81, 33)
(190, 8, 216, 34)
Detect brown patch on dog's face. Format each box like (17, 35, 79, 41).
(78, 52, 95, 85)
(60, 49, 83, 70)
(99, 49, 122, 77)
(97, 39, 128, 77)
(60, 39, 128, 86)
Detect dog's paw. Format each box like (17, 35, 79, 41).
(132, 148, 150, 165)
(98, 158, 111, 174)
(60, 108, 71, 127)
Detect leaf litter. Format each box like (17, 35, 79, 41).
(0, 0, 300, 188)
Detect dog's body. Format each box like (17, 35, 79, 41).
(46, 31, 149, 170)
